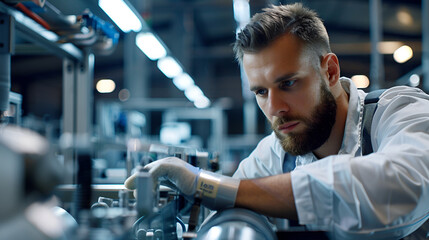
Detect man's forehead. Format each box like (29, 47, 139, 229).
(242, 34, 304, 65)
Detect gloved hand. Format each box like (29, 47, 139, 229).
(124, 157, 240, 210)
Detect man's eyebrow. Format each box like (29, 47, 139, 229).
(249, 73, 299, 92)
(274, 73, 298, 84)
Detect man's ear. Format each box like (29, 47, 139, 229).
(321, 53, 340, 87)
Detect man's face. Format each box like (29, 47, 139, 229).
(242, 34, 337, 155)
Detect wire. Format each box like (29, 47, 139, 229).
(15, 3, 51, 30)
(176, 216, 187, 232)
(132, 215, 145, 234)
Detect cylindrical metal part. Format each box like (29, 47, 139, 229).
(197, 208, 277, 240)
(369, 0, 384, 90)
(136, 169, 155, 217)
(118, 189, 128, 208)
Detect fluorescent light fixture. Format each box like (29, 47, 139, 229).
(233, 0, 250, 23)
(157, 56, 183, 78)
(136, 32, 167, 60)
(184, 85, 203, 102)
(351, 75, 370, 88)
(393, 45, 413, 63)
(173, 73, 195, 91)
(96, 79, 116, 93)
(194, 95, 211, 109)
(99, 0, 142, 32)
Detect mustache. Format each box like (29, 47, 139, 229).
(272, 115, 305, 129)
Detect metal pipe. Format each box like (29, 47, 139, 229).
(369, 0, 384, 90)
(423, 0, 429, 92)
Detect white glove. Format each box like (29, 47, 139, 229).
(124, 157, 240, 210)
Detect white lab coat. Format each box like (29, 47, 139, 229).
(233, 77, 429, 239)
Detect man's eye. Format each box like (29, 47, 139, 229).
(280, 80, 296, 88)
(254, 89, 267, 96)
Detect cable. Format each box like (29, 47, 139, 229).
(176, 216, 187, 232)
(15, 3, 51, 30)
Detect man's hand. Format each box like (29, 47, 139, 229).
(124, 157, 200, 196)
(124, 157, 240, 210)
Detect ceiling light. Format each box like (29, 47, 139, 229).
(136, 32, 167, 60)
(157, 56, 183, 78)
(96, 79, 116, 93)
(184, 85, 203, 102)
(99, 0, 142, 32)
(233, 0, 250, 23)
(396, 8, 413, 26)
(173, 73, 195, 91)
(377, 41, 403, 54)
(194, 95, 211, 109)
(351, 75, 370, 88)
(393, 45, 413, 63)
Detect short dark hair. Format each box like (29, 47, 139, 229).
(233, 3, 331, 65)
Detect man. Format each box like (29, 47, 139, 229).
(125, 3, 429, 239)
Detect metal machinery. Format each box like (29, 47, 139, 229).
(56, 138, 281, 240)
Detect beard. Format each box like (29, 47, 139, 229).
(272, 80, 337, 156)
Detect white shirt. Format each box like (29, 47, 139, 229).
(233, 77, 429, 239)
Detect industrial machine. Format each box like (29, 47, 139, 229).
(49, 136, 278, 240)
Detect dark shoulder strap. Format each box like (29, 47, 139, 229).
(361, 89, 385, 155)
(283, 153, 296, 173)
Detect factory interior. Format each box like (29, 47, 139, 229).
(0, 0, 428, 239)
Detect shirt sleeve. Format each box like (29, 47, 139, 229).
(233, 132, 284, 179)
(291, 87, 429, 239)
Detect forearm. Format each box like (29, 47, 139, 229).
(235, 173, 298, 220)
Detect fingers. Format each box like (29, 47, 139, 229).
(124, 157, 183, 190)
(124, 173, 137, 190)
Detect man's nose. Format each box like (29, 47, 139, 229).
(267, 90, 289, 116)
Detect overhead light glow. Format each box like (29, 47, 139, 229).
(377, 41, 403, 54)
(157, 56, 183, 78)
(396, 8, 413, 26)
(393, 45, 413, 63)
(96, 79, 116, 93)
(173, 73, 195, 91)
(409, 74, 420, 87)
(99, 0, 142, 32)
(194, 95, 211, 109)
(233, 0, 250, 23)
(184, 85, 203, 102)
(136, 32, 167, 60)
(118, 88, 130, 101)
(351, 75, 370, 89)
